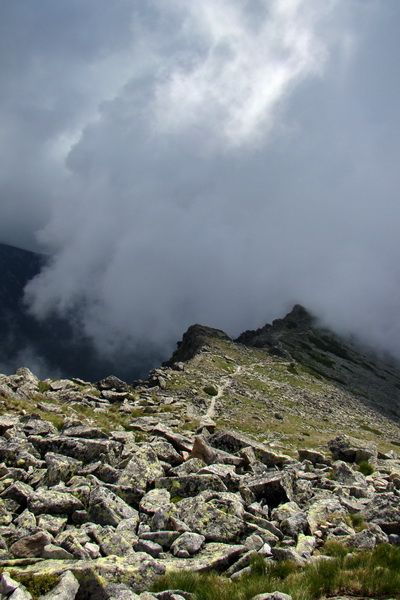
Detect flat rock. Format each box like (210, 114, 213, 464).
(161, 542, 247, 573)
(88, 486, 139, 527)
(28, 489, 84, 516)
(155, 474, 227, 497)
(10, 553, 166, 595)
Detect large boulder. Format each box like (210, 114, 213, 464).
(177, 492, 245, 543)
(88, 487, 139, 527)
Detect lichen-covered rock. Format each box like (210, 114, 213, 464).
(170, 532, 205, 558)
(242, 471, 293, 507)
(155, 474, 227, 497)
(92, 525, 137, 557)
(88, 487, 139, 527)
(10, 553, 166, 595)
(28, 489, 84, 516)
(139, 489, 171, 515)
(177, 493, 245, 543)
(9, 531, 53, 558)
(328, 435, 377, 464)
(38, 514, 68, 537)
(118, 445, 164, 496)
(162, 542, 247, 573)
(307, 497, 346, 534)
(45, 452, 83, 486)
(207, 430, 292, 467)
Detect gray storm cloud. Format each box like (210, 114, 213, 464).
(2, 0, 400, 363)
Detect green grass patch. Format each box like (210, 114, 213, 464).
(9, 572, 60, 599)
(37, 380, 51, 393)
(357, 460, 374, 476)
(360, 423, 382, 436)
(151, 544, 400, 600)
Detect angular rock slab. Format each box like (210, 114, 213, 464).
(88, 486, 139, 527)
(155, 474, 227, 498)
(8, 553, 165, 595)
(242, 471, 294, 508)
(161, 542, 247, 573)
(177, 494, 245, 543)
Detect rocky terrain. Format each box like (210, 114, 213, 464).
(0, 306, 399, 599)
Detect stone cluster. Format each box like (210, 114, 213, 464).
(0, 368, 399, 600)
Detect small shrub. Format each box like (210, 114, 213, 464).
(203, 385, 218, 396)
(348, 512, 367, 531)
(357, 460, 374, 476)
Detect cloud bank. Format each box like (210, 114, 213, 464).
(2, 0, 400, 368)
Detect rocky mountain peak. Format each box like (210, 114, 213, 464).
(164, 323, 231, 366)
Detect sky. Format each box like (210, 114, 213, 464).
(1, 0, 400, 368)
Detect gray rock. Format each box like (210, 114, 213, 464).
(189, 436, 243, 466)
(134, 539, 163, 558)
(45, 453, 83, 486)
(170, 458, 206, 476)
(28, 489, 84, 516)
(298, 449, 330, 466)
(118, 445, 164, 496)
(29, 435, 122, 464)
(88, 486, 139, 527)
(332, 460, 367, 486)
(41, 544, 75, 559)
(328, 435, 377, 463)
(1, 481, 34, 506)
(103, 583, 141, 599)
(9, 531, 53, 558)
(281, 511, 310, 540)
(139, 489, 171, 515)
(207, 430, 292, 467)
(177, 493, 245, 543)
(62, 424, 108, 439)
(8, 585, 33, 600)
(140, 530, 182, 549)
(151, 425, 193, 453)
(362, 492, 400, 534)
(170, 532, 205, 557)
(149, 438, 183, 467)
(155, 474, 227, 497)
(271, 546, 305, 566)
(0, 572, 21, 596)
(20, 414, 58, 436)
(97, 375, 129, 392)
(242, 471, 293, 506)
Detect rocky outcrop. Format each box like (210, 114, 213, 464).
(0, 341, 400, 599)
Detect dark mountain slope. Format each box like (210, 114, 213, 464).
(0, 243, 156, 380)
(236, 304, 400, 422)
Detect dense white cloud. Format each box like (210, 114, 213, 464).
(2, 0, 400, 366)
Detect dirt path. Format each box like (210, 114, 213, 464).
(205, 365, 244, 418)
